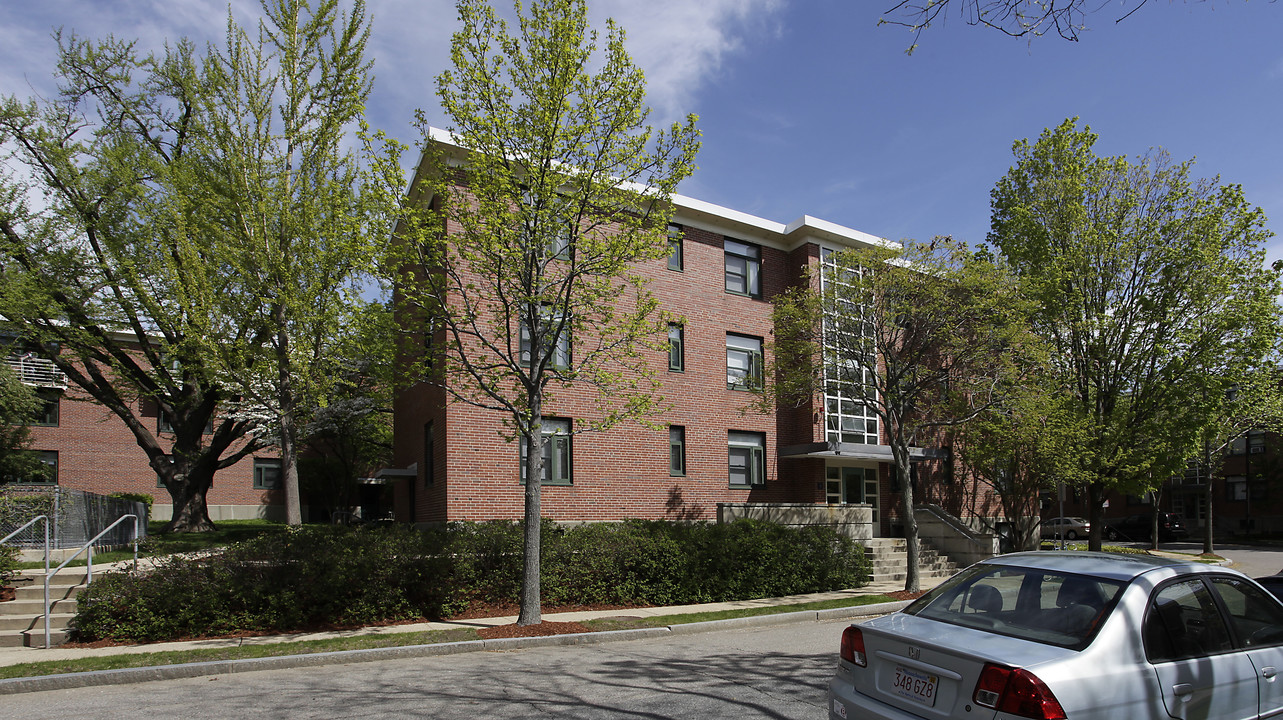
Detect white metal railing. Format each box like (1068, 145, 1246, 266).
(40, 514, 139, 648)
(4, 354, 67, 389)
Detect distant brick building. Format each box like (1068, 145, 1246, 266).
(5, 351, 282, 522)
(382, 131, 993, 541)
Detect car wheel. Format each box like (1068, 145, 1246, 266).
(1065, 530, 1078, 541)
(1106, 528, 1118, 541)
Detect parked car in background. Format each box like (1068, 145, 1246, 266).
(1103, 512, 1189, 542)
(827, 551, 1283, 720)
(1256, 573, 1283, 603)
(1040, 516, 1091, 540)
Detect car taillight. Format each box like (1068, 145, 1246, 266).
(973, 663, 1066, 720)
(840, 626, 866, 667)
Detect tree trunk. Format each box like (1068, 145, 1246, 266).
(1087, 481, 1104, 552)
(518, 424, 543, 626)
(157, 456, 217, 533)
(896, 445, 920, 593)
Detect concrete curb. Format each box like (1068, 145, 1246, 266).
(0, 602, 904, 695)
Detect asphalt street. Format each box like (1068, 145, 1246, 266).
(0, 618, 849, 719)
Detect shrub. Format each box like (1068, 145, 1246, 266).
(0, 543, 19, 587)
(72, 518, 871, 642)
(109, 492, 154, 522)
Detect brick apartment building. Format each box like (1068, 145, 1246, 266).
(4, 351, 283, 522)
(382, 130, 991, 541)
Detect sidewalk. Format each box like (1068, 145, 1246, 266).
(0, 576, 929, 692)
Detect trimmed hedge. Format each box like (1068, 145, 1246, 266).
(73, 519, 870, 642)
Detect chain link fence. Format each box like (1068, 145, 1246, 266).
(0, 485, 147, 550)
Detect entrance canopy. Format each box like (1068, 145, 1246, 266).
(778, 441, 947, 462)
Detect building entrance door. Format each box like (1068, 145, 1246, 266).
(826, 466, 879, 524)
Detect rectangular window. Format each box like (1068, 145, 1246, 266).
(728, 431, 765, 486)
(424, 422, 435, 486)
(724, 238, 761, 297)
(726, 334, 763, 390)
(7, 450, 58, 485)
(668, 324, 684, 372)
(32, 390, 59, 426)
(667, 223, 683, 271)
(519, 307, 571, 370)
(254, 458, 282, 490)
(1250, 431, 1266, 454)
(670, 425, 686, 476)
(1228, 475, 1247, 501)
(520, 417, 572, 485)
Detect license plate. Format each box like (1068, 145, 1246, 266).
(892, 665, 939, 707)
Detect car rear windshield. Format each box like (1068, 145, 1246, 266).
(904, 564, 1126, 650)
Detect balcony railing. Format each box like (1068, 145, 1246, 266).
(5, 355, 68, 389)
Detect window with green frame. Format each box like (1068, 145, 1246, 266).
(728, 431, 765, 486)
(670, 425, 686, 476)
(724, 238, 761, 297)
(668, 324, 684, 372)
(726, 334, 763, 390)
(520, 417, 572, 485)
(519, 306, 571, 370)
(667, 223, 684, 271)
(253, 458, 282, 489)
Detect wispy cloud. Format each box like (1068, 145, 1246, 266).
(596, 0, 785, 122)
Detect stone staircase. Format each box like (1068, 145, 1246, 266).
(0, 570, 87, 647)
(863, 537, 958, 585)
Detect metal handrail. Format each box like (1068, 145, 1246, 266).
(41, 513, 138, 648)
(1, 515, 50, 581)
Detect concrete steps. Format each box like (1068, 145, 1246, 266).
(0, 572, 87, 647)
(863, 537, 958, 585)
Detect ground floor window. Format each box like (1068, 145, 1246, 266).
(520, 417, 572, 485)
(254, 458, 282, 489)
(728, 431, 765, 486)
(9, 450, 59, 485)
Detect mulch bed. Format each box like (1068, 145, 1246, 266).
(0, 586, 14, 602)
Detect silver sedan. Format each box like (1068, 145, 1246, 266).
(827, 551, 1283, 720)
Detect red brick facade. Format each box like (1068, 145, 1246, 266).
(383, 141, 998, 536)
(14, 375, 281, 522)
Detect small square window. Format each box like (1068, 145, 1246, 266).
(254, 458, 282, 489)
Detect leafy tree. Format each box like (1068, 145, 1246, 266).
(0, 362, 47, 484)
(881, 0, 1260, 46)
(0, 32, 266, 532)
(988, 118, 1281, 551)
(389, 0, 699, 624)
(952, 382, 1089, 551)
(299, 303, 394, 521)
(1189, 370, 1283, 554)
(196, 0, 396, 526)
(765, 238, 1033, 591)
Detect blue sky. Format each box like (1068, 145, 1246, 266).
(2, 1, 1280, 259)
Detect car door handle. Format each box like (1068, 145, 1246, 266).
(1173, 683, 1194, 697)
(1263, 667, 1278, 680)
